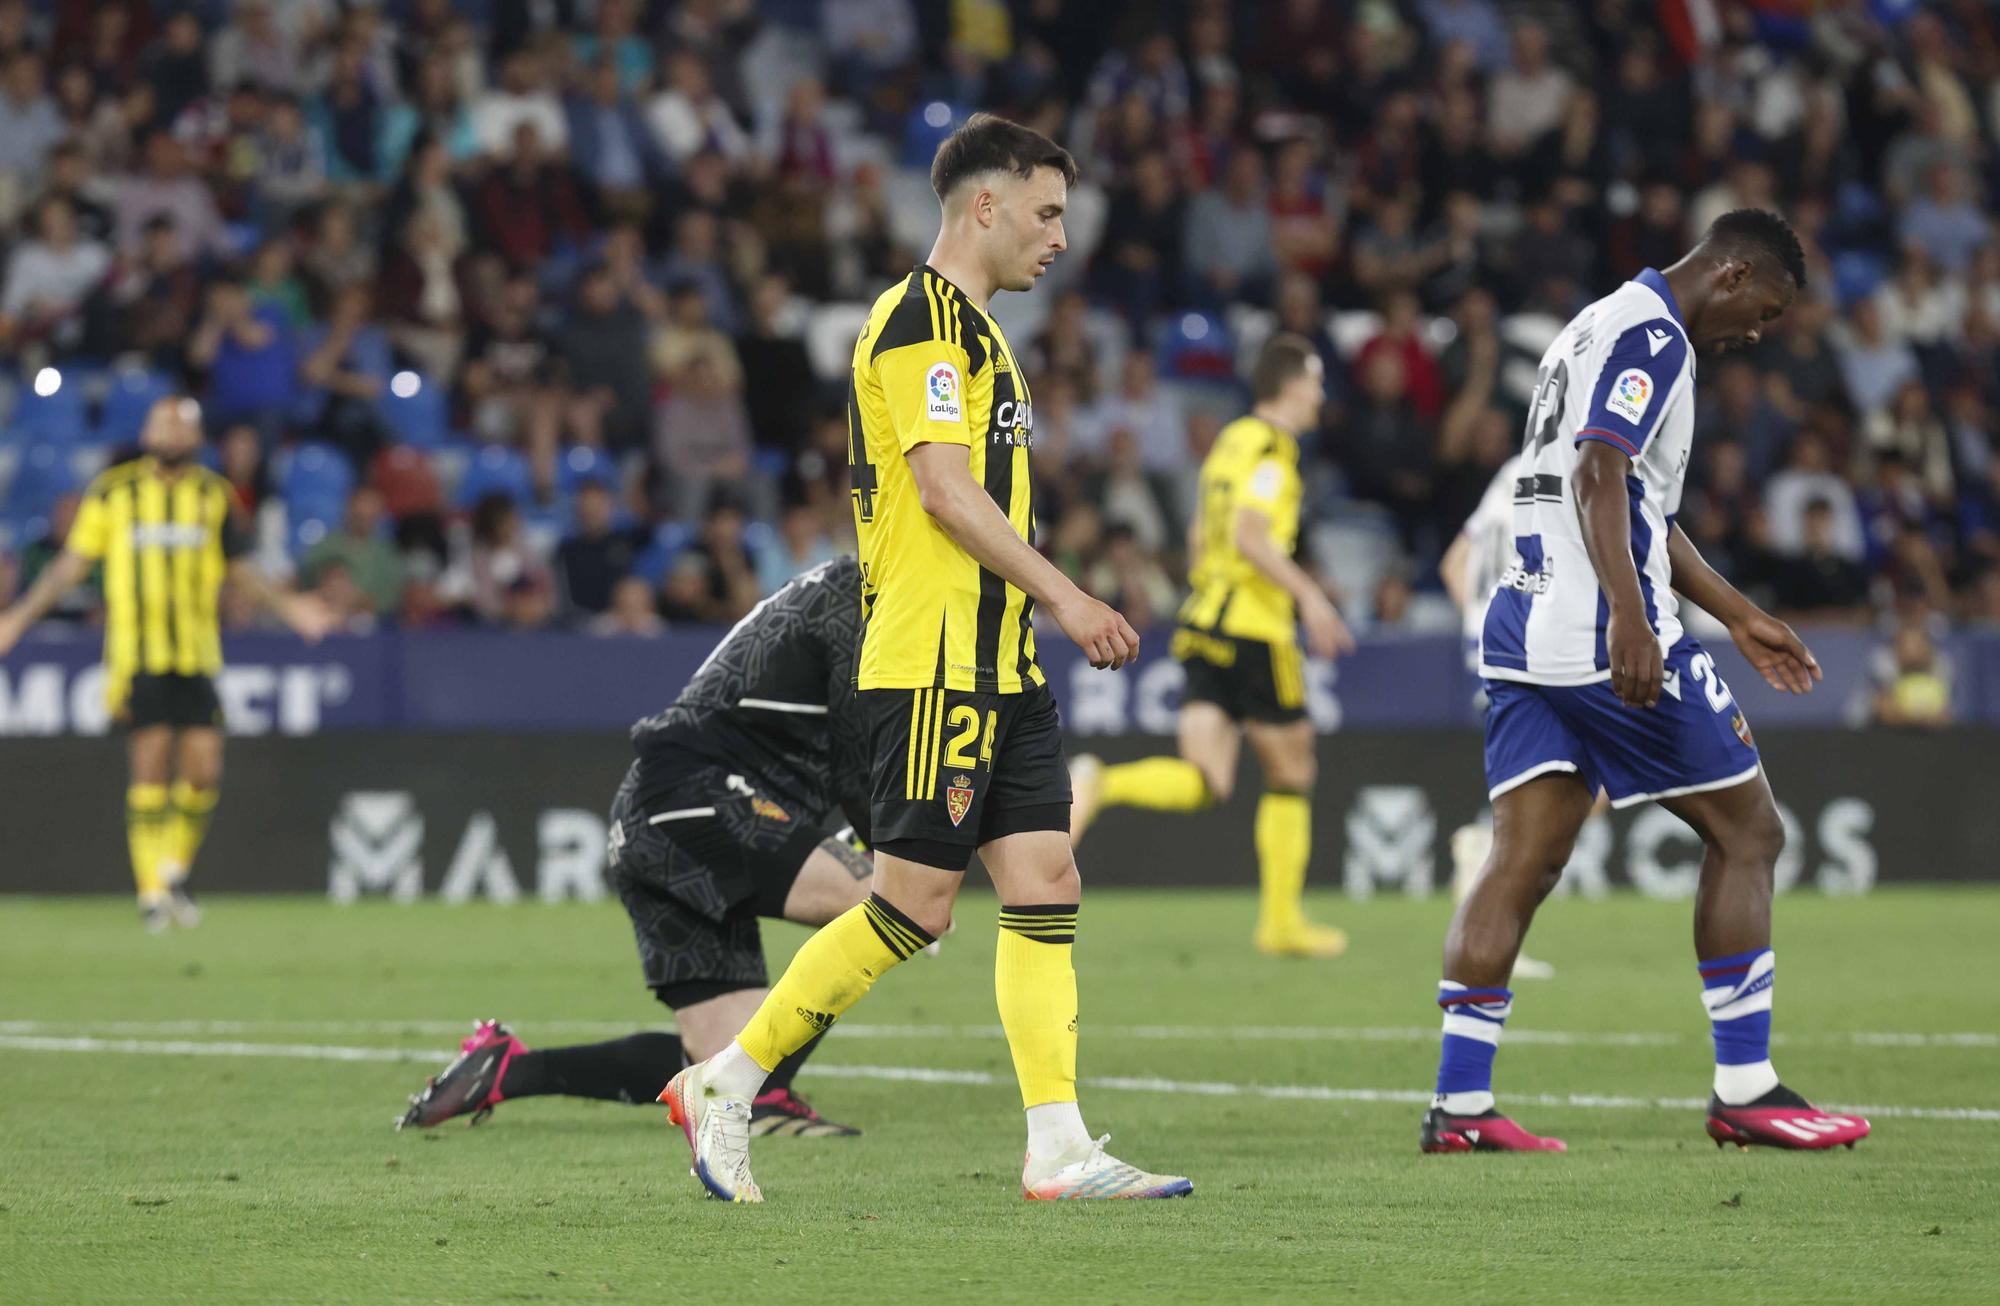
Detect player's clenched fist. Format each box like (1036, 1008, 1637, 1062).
(1054, 592, 1140, 670)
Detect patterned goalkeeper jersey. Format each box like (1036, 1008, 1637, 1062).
(630, 557, 869, 832)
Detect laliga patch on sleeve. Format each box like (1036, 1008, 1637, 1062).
(924, 362, 963, 423)
(1605, 368, 1654, 424)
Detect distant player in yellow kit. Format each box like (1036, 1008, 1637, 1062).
(1072, 334, 1354, 957)
(0, 398, 332, 929)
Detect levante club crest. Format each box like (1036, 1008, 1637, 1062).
(946, 774, 975, 827)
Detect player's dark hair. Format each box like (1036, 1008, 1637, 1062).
(1703, 209, 1807, 292)
(1250, 333, 1320, 403)
(930, 112, 1078, 202)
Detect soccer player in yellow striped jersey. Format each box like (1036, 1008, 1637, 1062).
(663, 114, 1191, 1205)
(0, 398, 333, 930)
(1071, 335, 1358, 958)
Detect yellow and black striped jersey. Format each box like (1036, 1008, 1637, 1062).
(847, 264, 1041, 693)
(65, 457, 248, 706)
(1179, 415, 1304, 646)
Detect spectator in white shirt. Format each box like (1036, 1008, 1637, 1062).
(821, 0, 918, 85)
(209, 0, 301, 95)
(472, 48, 568, 157)
(1763, 430, 1865, 561)
(0, 51, 66, 184)
(1080, 350, 1188, 472)
(1487, 21, 1572, 160)
(1182, 149, 1277, 308)
(1872, 245, 1963, 349)
(113, 131, 230, 261)
(1833, 297, 1922, 422)
(0, 196, 112, 346)
(645, 49, 749, 165)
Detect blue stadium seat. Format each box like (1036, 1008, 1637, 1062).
(223, 222, 265, 259)
(454, 444, 534, 508)
(1157, 311, 1235, 382)
(12, 374, 91, 445)
(901, 100, 967, 168)
(556, 444, 616, 495)
(630, 521, 694, 584)
(278, 442, 356, 522)
(0, 441, 82, 535)
(1832, 251, 1889, 310)
(97, 367, 175, 446)
(381, 373, 453, 448)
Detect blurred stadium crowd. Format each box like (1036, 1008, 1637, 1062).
(0, 0, 1997, 647)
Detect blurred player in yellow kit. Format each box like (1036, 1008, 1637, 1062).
(1071, 334, 1355, 957)
(0, 398, 332, 929)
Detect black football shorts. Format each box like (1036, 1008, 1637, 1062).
(606, 758, 828, 1008)
(121, 673, 225, 730)
(1173, 627, 1307, 724)
(861, 681, 1072, 872)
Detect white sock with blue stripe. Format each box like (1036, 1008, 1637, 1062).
(1700, 947, 1779, 1105)
(1433, 981, 1512, 1115)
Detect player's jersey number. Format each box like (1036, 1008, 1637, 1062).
(944, 705, 997, 770)
(1688, 650, 1733, 713)
(1524, 359, 1570, 453)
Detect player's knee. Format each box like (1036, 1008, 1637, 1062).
(1488, 839, 1570, 901)
(882, 888, 955, 941)
(1030, 853, 1083, 904)
(1269, 753, 1315, 793)
(1726, 803, 1786, 871)
(1201, 767, 1234, 805)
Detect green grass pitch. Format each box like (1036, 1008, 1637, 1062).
(1, 888, 1995, 1304)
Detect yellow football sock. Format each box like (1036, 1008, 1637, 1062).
(995, 905, 1080, 1107)
(1097, 756, 1211, 811)
(736, 894, 933, 1072)
(166, 781, 218, 882)
(1255, 790, 1312, 933)
(126, 784, 169, 902)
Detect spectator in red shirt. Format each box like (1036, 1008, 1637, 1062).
(1357, 291, 1446, 422)
(473, 120, 589, 270)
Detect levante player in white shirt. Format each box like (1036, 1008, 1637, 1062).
(1421, 210, 1871, 1155)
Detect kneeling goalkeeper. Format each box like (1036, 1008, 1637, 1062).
(399, 557, 888, 1137)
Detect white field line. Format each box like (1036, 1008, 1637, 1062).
(0, 1018, 1993, 1050)
(0, 1033, 1994, 1124)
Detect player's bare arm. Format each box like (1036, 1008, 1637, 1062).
(1666, 525, 1820, 695)
(1572, 440, 1660, 709)
(225, 558, 339, 643)
(1233, 506, 1353, 661)
(1439, 527, 1474, 610)
(904, 440, 1139, 669)
(0, 548, 94, 655)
